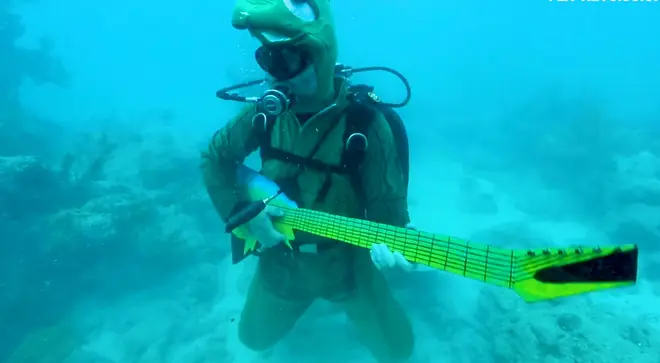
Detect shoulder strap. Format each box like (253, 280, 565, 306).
(341, 103, 376, 170)
(342, 100, 410, 213)
(378, 106, 410, 188)
(254, 112, 276, 161)
(342, 105, 370, 216)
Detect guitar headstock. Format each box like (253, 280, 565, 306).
(512, 244, 638, 302)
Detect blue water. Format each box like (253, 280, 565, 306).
(2, 0, 660, 362)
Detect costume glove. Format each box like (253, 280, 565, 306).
(247, 205, 286, 249)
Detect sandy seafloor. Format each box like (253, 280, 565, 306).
(32, 153, 657, 363)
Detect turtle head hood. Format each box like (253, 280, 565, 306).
(231, 0, 338, 111)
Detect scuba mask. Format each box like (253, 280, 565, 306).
(255, 43, 312, 82)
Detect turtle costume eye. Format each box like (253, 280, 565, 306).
(231, 0, 338, 98)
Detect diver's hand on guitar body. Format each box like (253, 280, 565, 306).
(247, 205, 286, 248)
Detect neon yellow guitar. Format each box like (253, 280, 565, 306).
(226, 165, 638, 303)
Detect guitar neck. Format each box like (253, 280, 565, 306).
(280, 207, 518, 289)
(277, 207, 637, 302)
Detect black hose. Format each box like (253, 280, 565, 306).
(341, 66, 412, 108)
(216, 79, 264, 102)
(216, 65, 412, 107)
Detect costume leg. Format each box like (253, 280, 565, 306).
(238, 272, 313, 351)
(339, 259, 414, 363)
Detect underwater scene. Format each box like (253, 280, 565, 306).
(1, 0, 659, 362)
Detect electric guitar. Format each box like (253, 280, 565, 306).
(226, 164, 638, 303)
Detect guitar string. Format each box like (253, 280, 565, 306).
(279, 205, 599, 272)
(276, 211, 589, 284)
(270, 205, 624, 284)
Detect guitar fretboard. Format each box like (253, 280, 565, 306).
(278, 207, 631, 293)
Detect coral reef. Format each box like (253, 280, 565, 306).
(0, 129, 227, 362)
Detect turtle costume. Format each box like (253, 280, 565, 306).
(201, 0, 414, 361)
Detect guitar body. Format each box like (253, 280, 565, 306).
(230, 164, 298, 263)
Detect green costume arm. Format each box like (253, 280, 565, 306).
(201, 105, 259, 220)
(360, 113, 411, 227)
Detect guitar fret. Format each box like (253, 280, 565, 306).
(412, 230, 421, 263)
(443, 237, 450, 271)
(508, 250, 514, 288)
(331, 212, 339, 241)
(463, 243, 469, 276)
(374, 222, 381, 249)
(484, 245, 490, 282)
(427, 234, 435, 266)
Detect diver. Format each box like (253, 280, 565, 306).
(201, 0, 418, 362)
